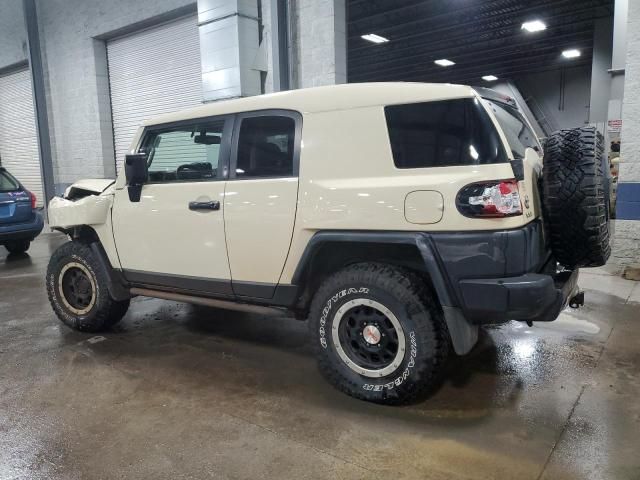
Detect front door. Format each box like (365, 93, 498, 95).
(112, 116, 234, 295)
(224, 111, 302, 298)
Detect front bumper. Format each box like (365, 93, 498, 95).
(0, 211, 44, 243)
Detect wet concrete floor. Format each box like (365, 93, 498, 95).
(1, 232, 639, 479)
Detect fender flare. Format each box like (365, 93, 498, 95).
(88, 241, 131, 301)
(292, 231, 478, 355)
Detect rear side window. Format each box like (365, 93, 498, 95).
(385, 98, 508, 169)
(483, 99, 540, 159)
(0, 170, 20, 192)
(235, 116, 296, 178)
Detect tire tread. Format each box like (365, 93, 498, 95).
(542, 126, 611, 268)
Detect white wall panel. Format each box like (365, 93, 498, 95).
(0, 68, 43, 205)
(107, 15, 202, 169)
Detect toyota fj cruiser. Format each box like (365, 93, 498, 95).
(46, 83, 610, 404)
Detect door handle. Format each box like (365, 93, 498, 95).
(189, 200, 220, 211)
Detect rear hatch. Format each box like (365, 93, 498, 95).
(476, 89, 545, 223)
(0, 169, 33, 225)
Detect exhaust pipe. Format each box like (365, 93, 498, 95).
(569, 291, 585, 309)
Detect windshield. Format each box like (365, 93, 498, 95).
(0, 170, 20, 192)
(482, 99, 540, 159)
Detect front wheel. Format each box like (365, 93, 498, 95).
(308, 263, 450, 405)
(46, 241, 130, 332)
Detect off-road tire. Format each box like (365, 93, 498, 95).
(5, 240, 31, 254)
(308, 263, 450, 405)
(542, 126, 611, 268)
(47, 241, 130, 332)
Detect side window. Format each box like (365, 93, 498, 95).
(384, 98, 508, 169)
(235, 115, 296, 178)
(142, 119, 226, 183)
(483, 100, 540, 159)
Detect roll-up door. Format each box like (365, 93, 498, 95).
(0, 68, 43, 205)
(107, 15, 203, 169)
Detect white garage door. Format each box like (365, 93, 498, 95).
(107, 15, 203, 170)
(0, 68, 43, 205)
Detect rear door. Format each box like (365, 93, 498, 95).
(0, 169, 32, 225)
(481, 98, 544, 219)
(224, 111, 301, 298)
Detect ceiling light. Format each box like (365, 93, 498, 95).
(361, 33, 389, 44)
(521, 20, 547, 32)
(562, 49, 581, 58)
(482, 75, 498, 81)
(434, 59, 455, 67)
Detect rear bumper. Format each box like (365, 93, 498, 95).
(428, 220, 578, 325)
(458, 268, 579, 323)
(0, 211, 44, 243)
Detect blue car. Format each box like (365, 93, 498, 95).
(0, 167, 44, 254)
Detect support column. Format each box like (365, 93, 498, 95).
(269, 0, 291, 91)
(23, 0, 55, 207)
(292, 0, 346, 88)
(588, 18, 613, 125)
(197, 0, 264, 101)
(614, 0, 640, 272)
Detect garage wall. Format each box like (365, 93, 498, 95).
(0, 0, 28, 70)
(515, 65, 592, 132)
(614, 0, 640, 268)
(291, 0, 346, 88)
(33, 0, 198, 193)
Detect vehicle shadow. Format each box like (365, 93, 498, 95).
(96, 301, 521, 423)
(0, 252, 33, 271)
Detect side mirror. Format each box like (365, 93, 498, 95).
(124, 153, 147, 202)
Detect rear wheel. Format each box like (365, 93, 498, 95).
(309, 263, 450, 405)
(4, 240, 31, 254)
(47, 241, 130, 332)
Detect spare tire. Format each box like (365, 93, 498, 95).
(542, 126, 611, 268)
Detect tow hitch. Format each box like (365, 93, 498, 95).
(569, 291, 585, 309)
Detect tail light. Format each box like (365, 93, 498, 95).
(456, 180, 522, 217)
(28, 191, 37, 209)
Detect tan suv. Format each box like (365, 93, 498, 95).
(46, 83, 610, 404)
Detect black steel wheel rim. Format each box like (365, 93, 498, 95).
(61, 267, 94, 311)
(337, 304, 400, 370)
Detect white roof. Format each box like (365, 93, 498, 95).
(144, 82, 476, 126)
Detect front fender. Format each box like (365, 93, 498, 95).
(48, 194, 113, 229)
(48, 192, 121, 272)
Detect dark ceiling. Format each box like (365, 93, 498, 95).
(348, 0, 614, 85)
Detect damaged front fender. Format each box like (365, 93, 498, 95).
(49, 193, 113, 229)
(63, 179, 115, 200)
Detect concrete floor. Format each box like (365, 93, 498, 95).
(1, 233, 639, 480)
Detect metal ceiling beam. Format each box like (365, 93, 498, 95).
(350, 8, 604, 64)
(350, 29, 594, 76)
(350, 50, 594, 83)
(349, 0, 584, 44)
(403, 61, 593, 85)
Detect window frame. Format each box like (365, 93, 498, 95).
(136, 114, 235, 185)
(229, 109, 303, 181)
